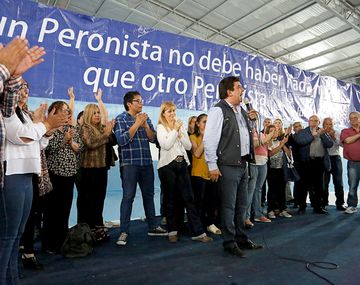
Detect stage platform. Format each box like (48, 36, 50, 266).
(21, 206, 359, 285)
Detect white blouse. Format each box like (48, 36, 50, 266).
(156, 124, 192, 169)
(4, 112, 49, 175)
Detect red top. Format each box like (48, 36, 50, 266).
(340, 127, 360, 161)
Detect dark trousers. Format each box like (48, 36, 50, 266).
(158, 160, 204, 236)
(75, 169, 85, 224)
(218, 164, 249, 248)
(42, 172, 74, 251)
(323, 155, 344, 207)
(293, 163, 303, 207)
(300, 158, 325, 210)
(77, 167, 108, 229)
(267, 168, 287, 212)
(191, 176, 219, 227)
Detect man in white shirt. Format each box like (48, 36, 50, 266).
(203, 76, 263, 257)
(322, 117, 345, 211)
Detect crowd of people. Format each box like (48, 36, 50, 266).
(0, 38, 359, 284)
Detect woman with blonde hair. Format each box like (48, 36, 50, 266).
(79, 102, 115, 242)
(157, 102, 212, 243)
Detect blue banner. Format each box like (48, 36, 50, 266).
(1, 0, 359, 127)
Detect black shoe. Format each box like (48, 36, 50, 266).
(245, 223, 254, 230)
(297, 209, 306, 215)
(313, 208, 328, 214)
(286, 199, 295, 205)
(22, 255, 44, 271)
(237, 240, 263, 250)
(224, 245, 246, 258)
(336, 205, 346, 211)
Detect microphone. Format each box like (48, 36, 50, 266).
(243, 97, 253, 111)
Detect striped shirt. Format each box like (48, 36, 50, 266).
(114, 111, 154, 166)
(0, 64, 22, 186)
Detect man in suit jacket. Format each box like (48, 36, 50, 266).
(293, 115, 333, 214)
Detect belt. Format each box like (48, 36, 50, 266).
(310, 156, 323, 160)
(174, 155, 185, 162)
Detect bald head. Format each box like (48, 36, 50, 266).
(309, 115, 320, 129)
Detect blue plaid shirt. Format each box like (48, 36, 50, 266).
(114, 111, 155, 166)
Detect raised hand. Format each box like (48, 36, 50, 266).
(174, 119, 183, 131)
(13, 45, 46, 77)
(135, 113, 148, 127)
(0, 37, 29, 75)
(94, 88, 102, 102)
(67, 86, 75, 100)
(32, 103, 47, 123)
(285, 125, 292, 135)
(280, 136, 289, 146)
(247, 110, 258, 121)
(104, 119, 115, 136)
(45, 107, 68, 130)
(318, 128, 326, 135)
(64, 128, 75, 143)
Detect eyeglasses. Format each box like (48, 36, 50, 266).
(132, 99, 144, 104)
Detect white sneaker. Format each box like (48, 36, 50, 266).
(279, 210, 292, 218)
(207, 224, 222, 235)
(268, 211, 276, 219)
(116, 232, 128, 246)
(345, 207, 358, 214)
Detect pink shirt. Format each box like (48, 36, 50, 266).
(340, 127, 360, 161)
(253, 132, 268, 165)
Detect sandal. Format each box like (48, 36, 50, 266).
(93, 227, 110, 243)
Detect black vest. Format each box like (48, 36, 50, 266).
(215, 100, 255, 166)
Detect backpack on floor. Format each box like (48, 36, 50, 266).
(61, 223, 96, 258)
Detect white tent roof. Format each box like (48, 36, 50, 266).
(37, 0, 360, 85)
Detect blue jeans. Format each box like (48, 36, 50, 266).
(247, 164, 267, 219)
(218, 164, 249, 247)
(120, 165, 157, 233)
(346, 161, 360, 207)
(323, 155, 344, 206)
(0, 174, 33, 285)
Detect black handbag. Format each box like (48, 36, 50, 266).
(105, 132, 118, 168)
(283, 153, 300, 182)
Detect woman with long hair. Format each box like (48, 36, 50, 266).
(190, 114, 221, 235)
(157, 102, 212, 243)
(266, 124, 292, 219)
(79, 103, 114, 242)
(1, 79, 67, 282)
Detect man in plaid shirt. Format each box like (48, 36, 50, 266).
(114, 91, 167, 246)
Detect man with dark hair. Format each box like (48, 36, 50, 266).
(203, 76, 263, 257)
(114, 91, 167, 246)
(122, 91, 140, 111)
